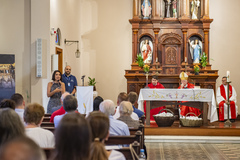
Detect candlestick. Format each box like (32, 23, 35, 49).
(227, 71, 230, 82)
(185, 57, 187, 63)
(156, 57, 158, 63)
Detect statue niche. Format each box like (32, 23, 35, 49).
(140, 36, 153, 64)
(160, 33, 182, 74)
(164, 0, 178, 18)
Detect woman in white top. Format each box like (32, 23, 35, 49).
(86, 111, 126, 160)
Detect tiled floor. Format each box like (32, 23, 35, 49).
(145, 142, 240, 160)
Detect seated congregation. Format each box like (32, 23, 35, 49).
(0, 91, 145, 160)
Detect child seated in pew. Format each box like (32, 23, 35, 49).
(50, 112, 91, 160)
(24, 103, 55, 148)
(117, 101, 140, 129)
(86, 111, 126, 160)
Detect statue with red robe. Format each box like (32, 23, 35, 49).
(178, 72, 201, 117)
(144, 75, 165, 121)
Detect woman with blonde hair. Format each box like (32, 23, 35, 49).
(86, 111, 126, 160)
(117, 101, 140, 128)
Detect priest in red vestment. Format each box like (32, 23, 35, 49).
(178, 72, 201, 117)
(217, 76, 238, 122)
(144, 75, 165, 120)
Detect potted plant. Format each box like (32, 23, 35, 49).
(136, 53, 144, 68)
(200, 52, 207, 68)
(194, 65, 200, 75)
(88, 77, 96, 91)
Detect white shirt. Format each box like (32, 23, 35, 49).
(15, 108, 24, 123)
(108, 150, 126, 160)
(25, 127, 55, 148)
(113, 106, 139, 120)
(54, 114, 65, 128)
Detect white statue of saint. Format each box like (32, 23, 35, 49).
(142, 0, 152, 19)
(189, 39, 202, 64)
(191, 0, 200, 19)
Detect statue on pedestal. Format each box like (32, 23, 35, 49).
(141, 0, 152, 19)
(189, 39, 202, 64)
(172, 0, 177, 18)
(191, 0, 200, 19)
(164, 0, 171, 18)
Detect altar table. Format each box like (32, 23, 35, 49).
(138, 89, 218, 125)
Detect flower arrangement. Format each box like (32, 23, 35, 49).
(194, 65, 200, 73)
(200, 52, 207, 68)
(136, 53, 144, 67)
(143, 64, 150, 73)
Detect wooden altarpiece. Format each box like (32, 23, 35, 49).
(125, 0, 218, 95)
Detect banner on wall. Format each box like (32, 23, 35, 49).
(0, 54, 15, 102)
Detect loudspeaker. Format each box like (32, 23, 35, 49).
(36, 38, 42, 77)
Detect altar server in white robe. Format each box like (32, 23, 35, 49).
(217, 76, 238, 122)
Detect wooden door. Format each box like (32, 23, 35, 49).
(55, 47, 63, 73)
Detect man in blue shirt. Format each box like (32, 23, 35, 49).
(99, 99, 130, 136)
(128, 92, 144, 118)
(62, 66, 78, 95)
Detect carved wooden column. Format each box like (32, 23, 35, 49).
(132, 29, 138, 63)
(152, 0, 161, 19)
(203, 0, 209, 19)
(203, 29, 209, 63)
(159, 0, 163, 18)
(133, 0, 139, 19)
(152, 0, 156, 18)
(182, 29, 188, 64)
(180, 0, 190, 19)
(138, 0, 141, 18)
(153, 29, 160, 65)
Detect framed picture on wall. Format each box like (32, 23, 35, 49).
(0, 54, 15, 102)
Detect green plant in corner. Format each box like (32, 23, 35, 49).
(88, 77, 96, 86)
(136, 53, 144, 67)
(200, 52, 207, 68)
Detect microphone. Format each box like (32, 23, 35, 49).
(81, 75, 85, 79)
(81, 75, 85, 86)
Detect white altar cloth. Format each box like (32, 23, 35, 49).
(138, 88, 218, 123)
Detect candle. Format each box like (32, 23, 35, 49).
(156, 57, 158, 63)
(227, 71, 230, 82)
(185, 57, 187, 63)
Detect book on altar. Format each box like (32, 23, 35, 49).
(194, 86, 200, 89)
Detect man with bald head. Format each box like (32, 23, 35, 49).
(62, 65, 78, 95)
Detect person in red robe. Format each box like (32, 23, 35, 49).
(178, 72, 201, 117)
(217, 76, 238, 122)
(144, 75, 165, 121)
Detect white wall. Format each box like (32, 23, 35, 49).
(0, 0, 31, 103)
(210, 0, 240, 111)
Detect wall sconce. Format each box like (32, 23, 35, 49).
(64, 39, 81, 58)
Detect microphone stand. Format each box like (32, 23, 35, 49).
(224, 81, 232, 126)
(81, 75, 85, 86)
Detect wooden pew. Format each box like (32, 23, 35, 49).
(43, 142, 140, 160)
(41, 122, 54, 128)
(43, 117, 50, 122)
(129, 123, 144, 149)
(105, 131, 142, 156)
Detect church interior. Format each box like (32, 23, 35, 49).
(1, 0, 240, 159)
